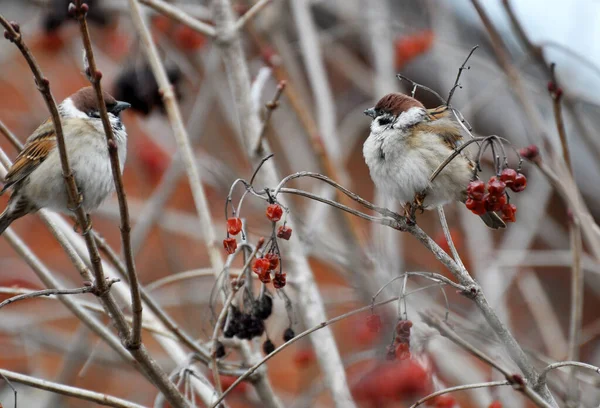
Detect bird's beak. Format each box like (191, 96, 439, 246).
(364, 108, 376, 118)
(113, 101, 131, 114)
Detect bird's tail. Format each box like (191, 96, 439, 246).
(479, 211, 506, 230)
(0, 208, 16, 235)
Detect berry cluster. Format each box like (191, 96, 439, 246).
(386, 319, 413, 361)
(465, 168, 527, 223)
(222, 295, 272, 340)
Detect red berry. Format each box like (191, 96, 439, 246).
(487, 178, 506, 196)
(273, 272, 286, 289)
(366, 314, 382, 333)
(467, 180, 485, 200)
(252, 258, 271, 276)
(489, 401, 503, 408)
(223, 238, 237, 254)
(501, 203, 517, 223)
(510, 173, 527, 192)
(174, 25, 207, 51)
(466, 198, 486, 215)
(277, 225, 292, 240)
(484, 193, 507, 212)
(500, 168, 517, 186)
(432, 395, 456, 407)
(266, 204, 283, 222)
(227, 217, 243, 235)
(265, 253, 280, 270)
(395, 343, 411, 360)
(519, 145, 539, 161)
(293, 349, 315, 368)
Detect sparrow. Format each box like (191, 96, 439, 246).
(0, 86, 131, 234)
(363, 92, 505, 229)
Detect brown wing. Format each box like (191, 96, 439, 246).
(1, 119, 56, 193)
(415, 105, 463, 150)
(426, 105, 451, 121)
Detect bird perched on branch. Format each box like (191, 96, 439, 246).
(0, 87, 131, 234)
(363, 92, 505, 229)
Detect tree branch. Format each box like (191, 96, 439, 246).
(73, 0, 143, 350)
(0, 368, 147, 408)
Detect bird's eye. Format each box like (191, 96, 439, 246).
(106, 103, 116, 113)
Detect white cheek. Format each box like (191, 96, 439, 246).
(59, 98, 89, 119)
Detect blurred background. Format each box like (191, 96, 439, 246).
(0, 0, 599, 407)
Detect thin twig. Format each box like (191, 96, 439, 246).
(73, 0, 143, 349)
(138, 0, 216, 37)
(0, 368, 147, 408)
(446, 45, 479, 107)
(536, 361, 600, 391)
(253, 80, 286, 154)
(410, 380, 509, 407)
(233, 0, 273, 32)
(0, 285, 98, 310)
(437, 206, 466, 271)
(0, 118, 23, 151)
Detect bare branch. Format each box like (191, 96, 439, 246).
(0, 368, 147, 408)
(138, 0, 216, 37)
(233, 0, 273, 33)
(73, 0, 143, 350)
(0, 285, 98, 310)
(410, 380, 510, 408)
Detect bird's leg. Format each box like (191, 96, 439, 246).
(403, 202, 417, 226)
(414, 190, 427, 214)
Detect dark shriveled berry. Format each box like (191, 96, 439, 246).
(215, 341, 226, 358)
(253, 294, 273, 320)
(283, 327, 295, 342)
(262, 339, 275, 354)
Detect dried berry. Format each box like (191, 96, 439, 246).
(252, 258, 271, 276)
(262, 339, 275, 354)
(273, 272, 286, 289)
(484, 193, 507, 212)
(259, 271, 271, 284)
(265, 253, 280, 270)
(266, 204, 283, 222)
(253, 295, 273, 320)
(489, 401, 503, 408)
(223, 237, 237, 254)
(487, 178, 506, 196)
(511, 173, 527, 192)
(277, 225, 292, 240)
(366, 314, 382, 333)
(466, 180, 485, 201)
(500, 168, 518, 186)
(283, 327, 295, 342)
(227, 217, 243, 235)
(501, 203, 517, 223)
(215, 341, 226, 358)
(466, 198, 486, 215)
